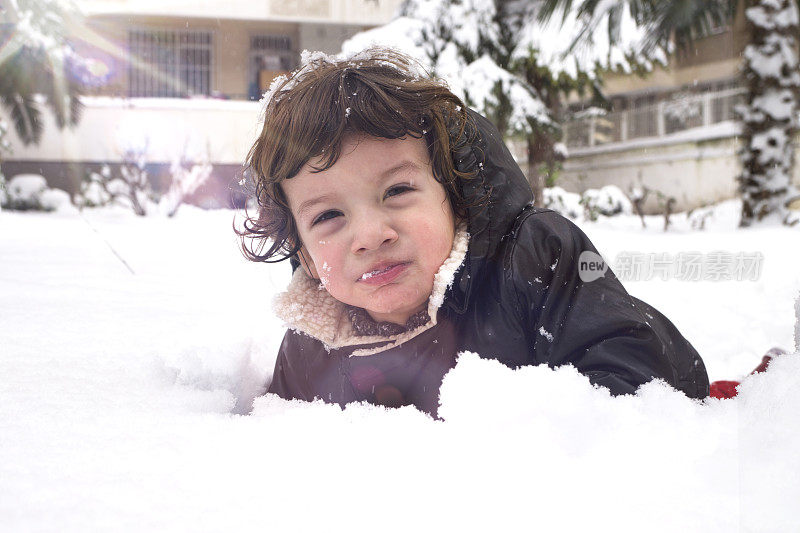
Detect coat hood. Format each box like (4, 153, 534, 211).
(447, 110, 534, 313)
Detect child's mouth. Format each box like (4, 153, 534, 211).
(358, 262, 409, 285)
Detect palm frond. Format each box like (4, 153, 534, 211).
(1, 92, 43, 145)
(68, 85, 84, 127)
(537, 0, 576, 24)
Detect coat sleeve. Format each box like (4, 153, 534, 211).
(505, 209, 709, 398)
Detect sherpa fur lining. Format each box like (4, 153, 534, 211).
(273, 224, 469, 357)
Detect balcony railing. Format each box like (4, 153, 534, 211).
(564, 87, 746, 149)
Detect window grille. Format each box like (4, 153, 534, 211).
(248, 34, 295, 100)
(250, 35, 292, 52)
(128, 29, 213, 97)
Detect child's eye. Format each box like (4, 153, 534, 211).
(384, 184, 415, 199)
(311, 210, 342, 226)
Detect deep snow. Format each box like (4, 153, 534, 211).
(1, 203, 799, 532)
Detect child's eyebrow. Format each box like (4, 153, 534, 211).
(297, 194, 336, 220)
(379, 160, 418, 181)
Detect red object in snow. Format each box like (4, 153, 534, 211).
(709, 349, 786, 399)
(750, 355, 773, 375)
(710, 380, 740, 399)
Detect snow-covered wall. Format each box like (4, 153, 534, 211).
(0, 97, 261, 166)
(558, 124, 800, 213)
(0, 97, 261, 204)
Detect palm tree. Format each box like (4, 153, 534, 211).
(539, 0, 800, 226)
(538, 0, 737, 58)
(0, 0, 85, 145)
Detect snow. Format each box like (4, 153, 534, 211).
(743, 33, 800, 82)
(38, 187, 73, 211)
(6, 174, 48, 201)
(796, 294, 800, 349)
(746, 0, 800, 30)
(513, 0, 664, 78)
(340, 3, 552, 133)
(461, 55, 551, 129)
(580, 185, 633, 217)
(2, 203, 800, 531)
(340, 17, 430, 68)
(748, 89, 796, 121)
(543, 186, 582, 218)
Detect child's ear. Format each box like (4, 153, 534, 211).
(297, 247, 320, 280)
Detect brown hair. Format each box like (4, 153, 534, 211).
(238, 47, 483, 263)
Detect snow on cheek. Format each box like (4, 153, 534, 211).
(318, 261, 333, 290)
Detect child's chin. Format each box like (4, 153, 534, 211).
(364, 298, 427, 323)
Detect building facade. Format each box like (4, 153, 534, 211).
(558, 4, 800, 212)
(1, 0, 401, 206)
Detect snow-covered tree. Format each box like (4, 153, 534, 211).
(0, 0, 87, 145)
(342, 0, 660, 204)
(343, 0, 551, 137)
(737, 0, 800, 226)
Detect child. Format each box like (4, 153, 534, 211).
(240, 48, 710, 417)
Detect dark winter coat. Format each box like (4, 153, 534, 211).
(267, 111, 710, 417)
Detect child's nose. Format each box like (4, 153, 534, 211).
(350, 213, 398, 254)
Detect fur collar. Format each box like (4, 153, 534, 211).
(273, 224, 469, 357)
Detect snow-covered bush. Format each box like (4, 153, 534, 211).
(2, 174, 51, 211)
(75, 143, 213, 217)
(1, 173, 72, 212)
(39, 188, 72, 211)
(160, 148, 213, 217)
(580, 185, 633, 221)
(687, 205, 715, 230)
(75, 165, 115, 208)
(543, 186, 582, 219)
(74, 156, 152, 216)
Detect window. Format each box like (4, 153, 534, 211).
(128, 29, 213, 98)
(248, 34, 295, 100)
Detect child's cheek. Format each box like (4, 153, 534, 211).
(318, 260, 333, 288)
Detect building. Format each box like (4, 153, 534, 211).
(558, 5, 800, 212)
(1, 0, 402, 206)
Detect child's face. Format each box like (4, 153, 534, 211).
(282, 135, 456, 325)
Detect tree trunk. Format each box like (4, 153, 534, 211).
(737, 0, 800, 226)
(527, 132, 553, 207)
